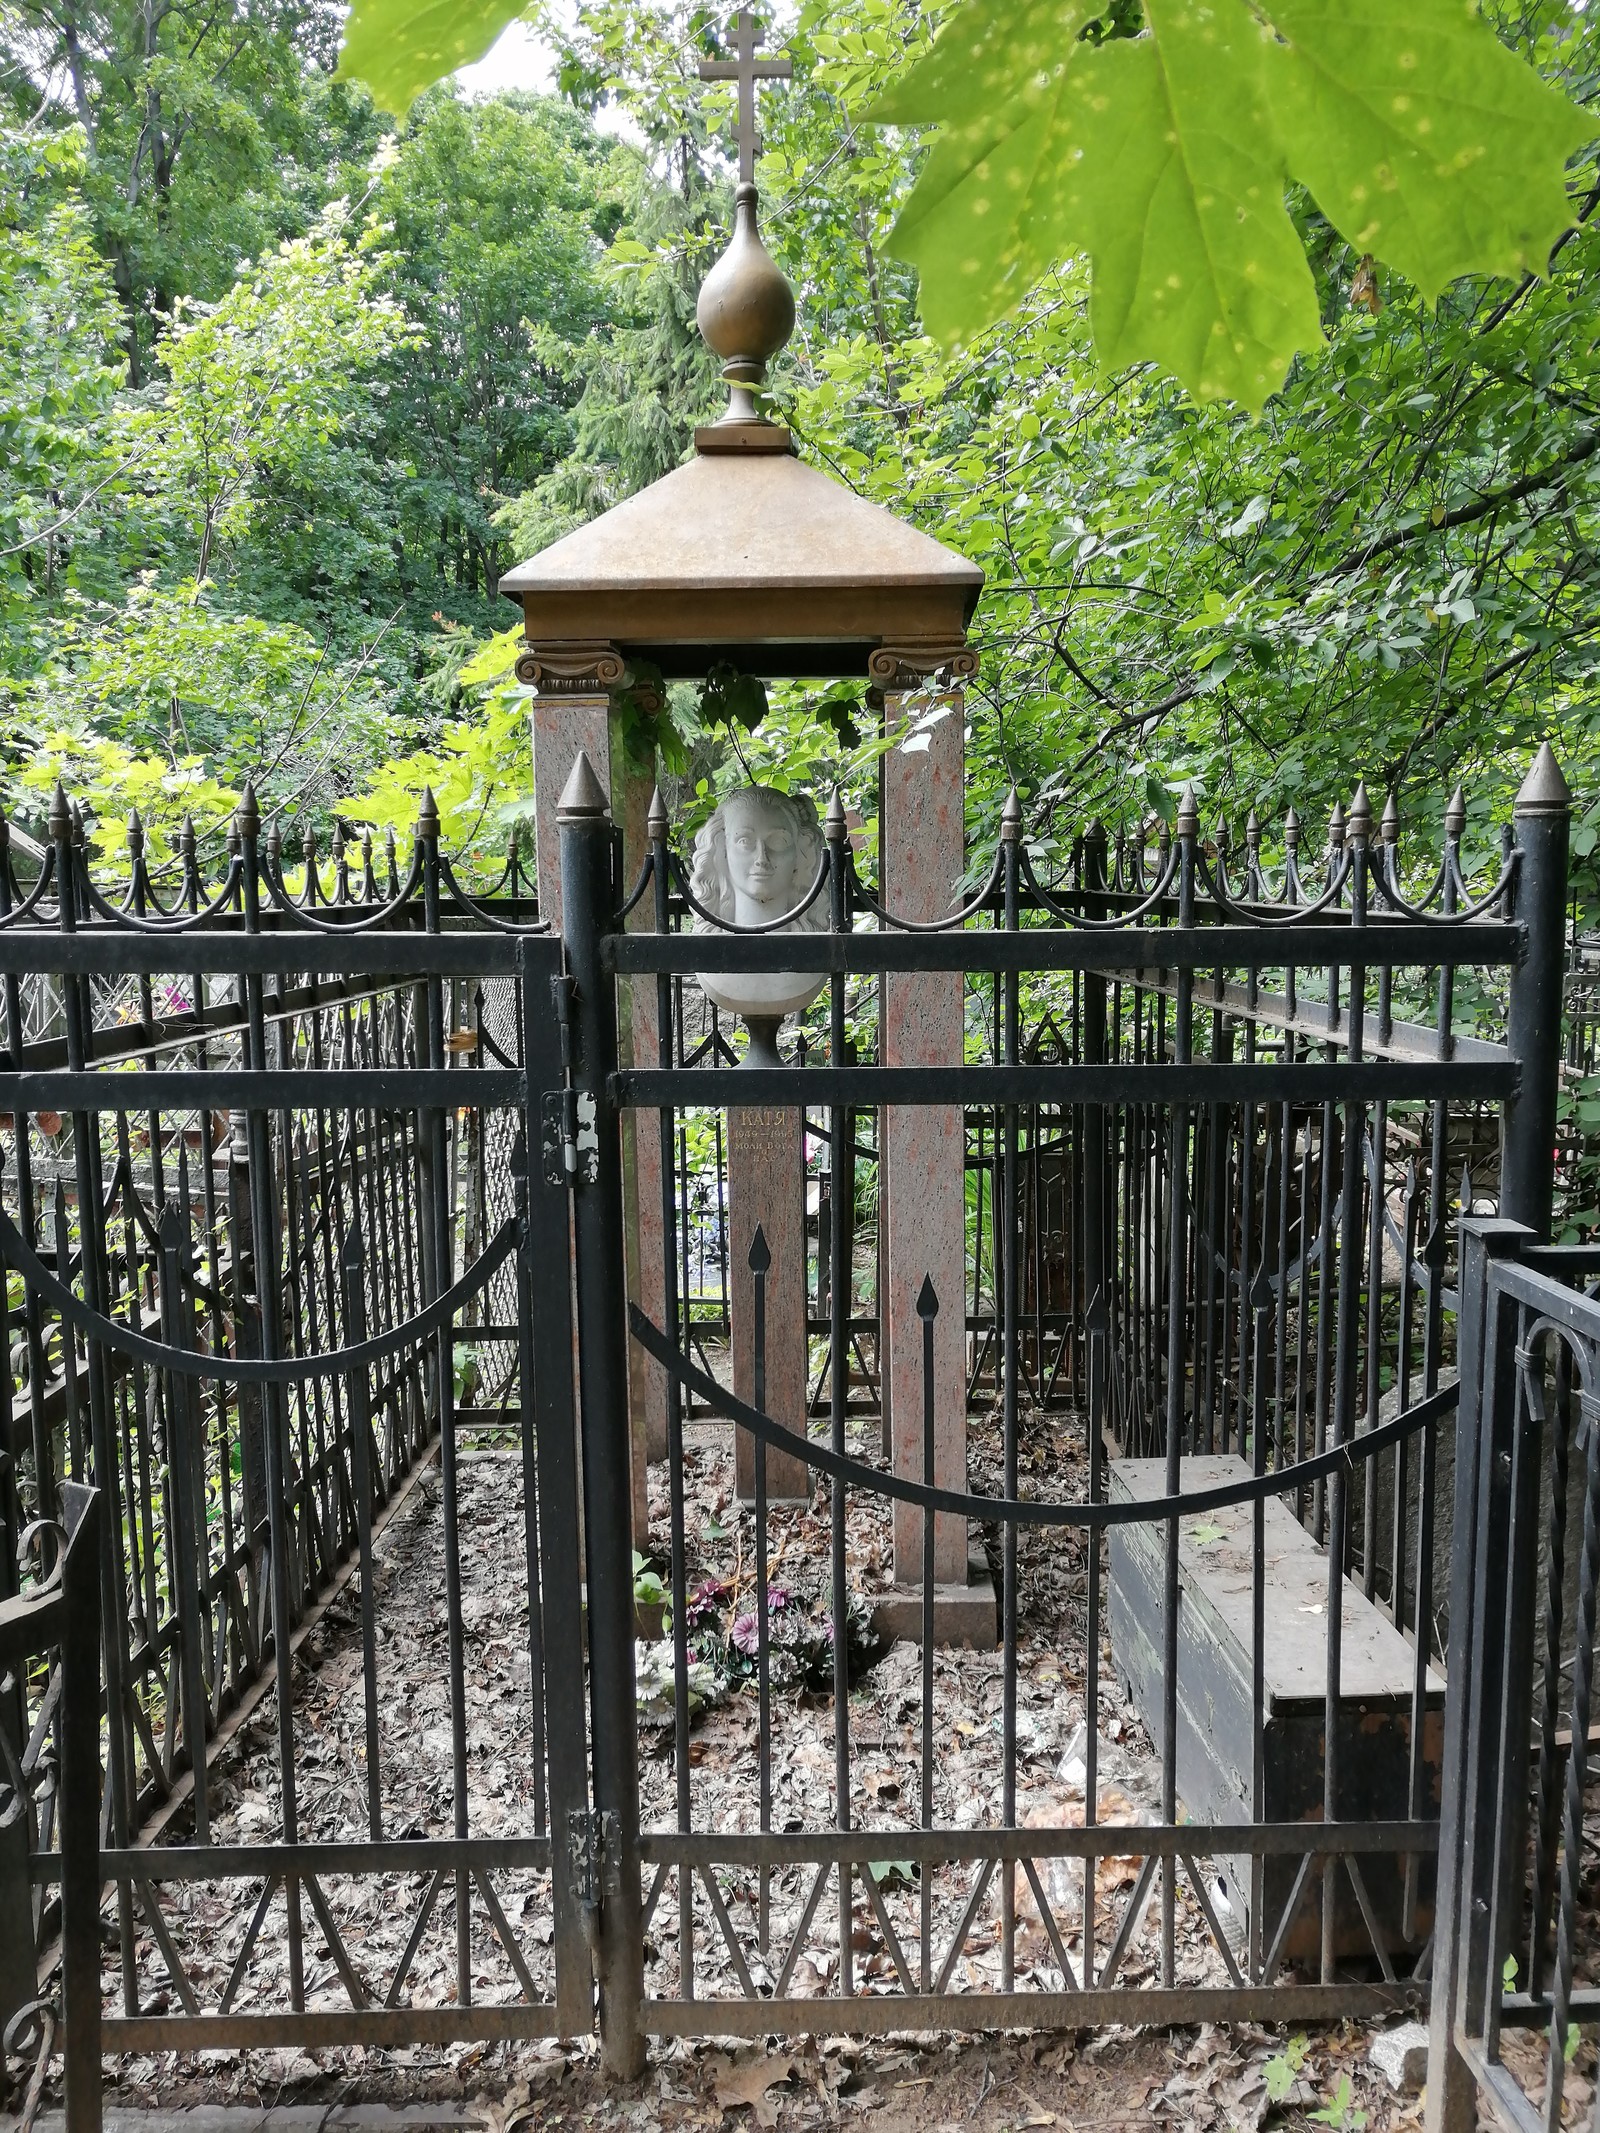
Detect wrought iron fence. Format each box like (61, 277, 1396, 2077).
(1430, 1223, 1600, 2133)
(0, 747, 1576, 2101)
(0, 791, 592, 2088)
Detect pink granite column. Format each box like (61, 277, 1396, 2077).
(878, 687, 991, 1643)
(530, 692, 665, 1542)
(728, 1106, 811, 1502)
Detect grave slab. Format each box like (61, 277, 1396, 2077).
(1108, 1453, 1444, 1963)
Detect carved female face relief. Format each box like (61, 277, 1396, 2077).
(689, 785, 828, 1029)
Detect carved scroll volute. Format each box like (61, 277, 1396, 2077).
(865, 640, 978, 695)
(514, 641, 627, 695)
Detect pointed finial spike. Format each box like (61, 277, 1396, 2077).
(916, 1273, 939, 1321)
(49, 783, 70, 843)
(416, 786, 440, 841)
(235, 782, 260, 840)
(748, 1224, 771, 1276)
(825, 786, 848, 841)
(647, 785, 669, 839)
(557, 749, 610, 824)
(1328, 800, 1346, 850)
(126, 808, 144, 857)
(1001, 784, 1023, 842)
(1381, 791, 1400, 844)
(1445, 784, 1467, 839)
(1176, 783, 1200, 839)
(1515, 740, 1572, 817)
(1347, 782, 1372, 840)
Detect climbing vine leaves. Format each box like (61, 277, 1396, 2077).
(867, 0, 1596, 411)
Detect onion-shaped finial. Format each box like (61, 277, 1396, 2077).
(696, 183, 796, 427)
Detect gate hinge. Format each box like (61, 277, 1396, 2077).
(541, 1087, 598, 1189)
(567, 1807, 618, 1959)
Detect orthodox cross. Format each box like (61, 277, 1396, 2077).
(697, 9, 792, 187)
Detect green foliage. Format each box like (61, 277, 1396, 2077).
(0, 76, 631, 856)
(8, 0, 1600, 925)
(631, 1550, 668, 1613)
(700, 662, 770, 733)
(341, 684, 533, 862)
(335, 0, 523, 117)
(1263, 2034, 1310, 2103)
(370, 94, 621, 606)
(0, 129, 126, 650)
(118, 207, 409, 584)
(2, 0, 378, 382)
(1308, 2072, 1367, 2131)
(867, 0, 1596, 412)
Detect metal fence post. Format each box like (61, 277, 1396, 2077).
(1427, 1216, 1529, 2133)
(558, 751, 645, 2078)
(59, 1484, 103, 2133)
(1502, 743, 1570, 1241)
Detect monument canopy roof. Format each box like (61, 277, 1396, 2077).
(498, 429, 983, 683)
(501, 56, 981, 689)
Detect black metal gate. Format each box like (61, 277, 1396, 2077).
(555, 757, 1566, 2071)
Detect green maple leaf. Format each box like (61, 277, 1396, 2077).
(869, 0, 1597, 414)
(1265, 0, 1594, 301)
(334, 0, 524, 116)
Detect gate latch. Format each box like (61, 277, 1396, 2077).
(541, 1088, 598, 1189)
(567, 1807, 618, 1958)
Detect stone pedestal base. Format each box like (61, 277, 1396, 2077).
(872, 1542, 997, 1649)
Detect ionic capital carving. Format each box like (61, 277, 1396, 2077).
(514, 640, 626, 694)
(866, 639, 977, 693)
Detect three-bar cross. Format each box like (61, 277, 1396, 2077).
(697, 8, 792, 187)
